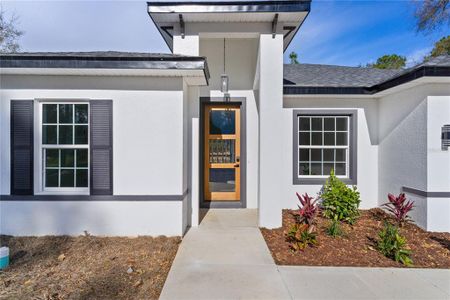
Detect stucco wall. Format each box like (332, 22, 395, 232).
(426, 96, 450, 231)
(0, 74, 187, 236)
(282, 97, 379, 210)
(200, 38, 258, 91)
(283, 84, 450, 232)
(427, 96, 450, 192)
(378, 84, 450, 231)
(0, 75, 186, 195)
(0, 201, 183, 236)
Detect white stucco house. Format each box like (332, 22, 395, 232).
(1, 1, 449, 236)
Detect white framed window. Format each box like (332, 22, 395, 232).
(298, 116, 349, 177)
(39, 102, 89, 193)
(293, 110, 357, 185)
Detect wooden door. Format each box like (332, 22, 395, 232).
(204, 104, 240, 201)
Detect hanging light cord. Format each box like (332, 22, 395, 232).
(223, 38, 226, 74)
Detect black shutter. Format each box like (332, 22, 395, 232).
(10, 100, 34, 195)
(90, 100, 113, 195)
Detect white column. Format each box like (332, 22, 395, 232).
(258, 33, 284, 228)
(190, 118, 200, 226)
(172, 26, 201, 228)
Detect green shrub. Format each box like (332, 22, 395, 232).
(326, 219, 343, 237)
(320, 169, 361, 224)
(286, 224, 317, 251)
(377, 222, 413, 266)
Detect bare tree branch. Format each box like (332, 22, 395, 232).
(0, 6, 24, 53)
(415, 0, 450, 33)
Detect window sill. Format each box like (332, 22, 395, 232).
(35, 191, 90, 196)
(293, 177, 357, 185)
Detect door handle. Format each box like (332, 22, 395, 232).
(234, 163, 240, 167)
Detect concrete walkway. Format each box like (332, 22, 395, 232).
(160, 209, 450, 300)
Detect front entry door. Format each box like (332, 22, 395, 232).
(204, 104, 241, 202)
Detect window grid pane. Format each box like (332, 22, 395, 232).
(297, 115, 349, 178)
(42, 103, 89, 190)
(42, 104, 89, 146)
(44, 148, 89, 188)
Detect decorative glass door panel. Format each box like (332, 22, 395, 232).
(204, 105, 240, 201)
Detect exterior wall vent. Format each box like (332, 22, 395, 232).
(442, 125, 450, 151)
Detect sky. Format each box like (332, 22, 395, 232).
(2, 0, 449, 67)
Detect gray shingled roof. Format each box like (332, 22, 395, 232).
(283, 55, 450, 88)
(283, 63, 402, 87)
(418, 54, 450, 67)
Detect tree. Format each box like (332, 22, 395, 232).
(289, 51, 299, 64)
(0, 7, 24, 53)
(429, 35, 450, 57)
(415, 0, 449, 33)
(368, 54, 406, 69)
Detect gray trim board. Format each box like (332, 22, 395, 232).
(402, 187, 450, 198)
(0, 190, 188, 201)
(293, 110, 358, 185)
(199, 97, 247, 209)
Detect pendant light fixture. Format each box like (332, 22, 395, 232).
(221, 38, 230, 100)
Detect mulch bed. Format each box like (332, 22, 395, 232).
(0, 235, 181, 300)
(260, 209, 450, 268)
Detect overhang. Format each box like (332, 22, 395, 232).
(0, 52, 210, 85)
(147, 1, 311, 52)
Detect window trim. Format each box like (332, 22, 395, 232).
(293, 109, 357, 185)
(36, 101, 90, 195)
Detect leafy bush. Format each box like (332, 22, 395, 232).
(286, 224, 317, 251)
(326, 219, 343, 237)
(320, 169, 361, 224)
(294, 193, 320, 225)
(377, 222, 413, 266)
(382, 193, 414, 226)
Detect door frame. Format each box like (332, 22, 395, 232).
(200, 97, 246, 209)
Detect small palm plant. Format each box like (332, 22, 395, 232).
(294, 192, 320, 226)
(287, 193, 320, 251)
(382, 193, 414, 226)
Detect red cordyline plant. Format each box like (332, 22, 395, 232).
(294, 193, 320, 225)
(382, 193, 414, 226)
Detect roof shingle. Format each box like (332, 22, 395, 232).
(283, 63, 401, 87)
(283, 55, 450, 88)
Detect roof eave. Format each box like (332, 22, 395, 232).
(0, 55, 210, 84)
(147, 1, 311, 14)
(147, 1, 311, 52)
(0, 55, 209, 70)
(284, 66, 450, 96)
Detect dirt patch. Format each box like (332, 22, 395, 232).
(261, 209, 450, 268)
(0, 235, 180, 299)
